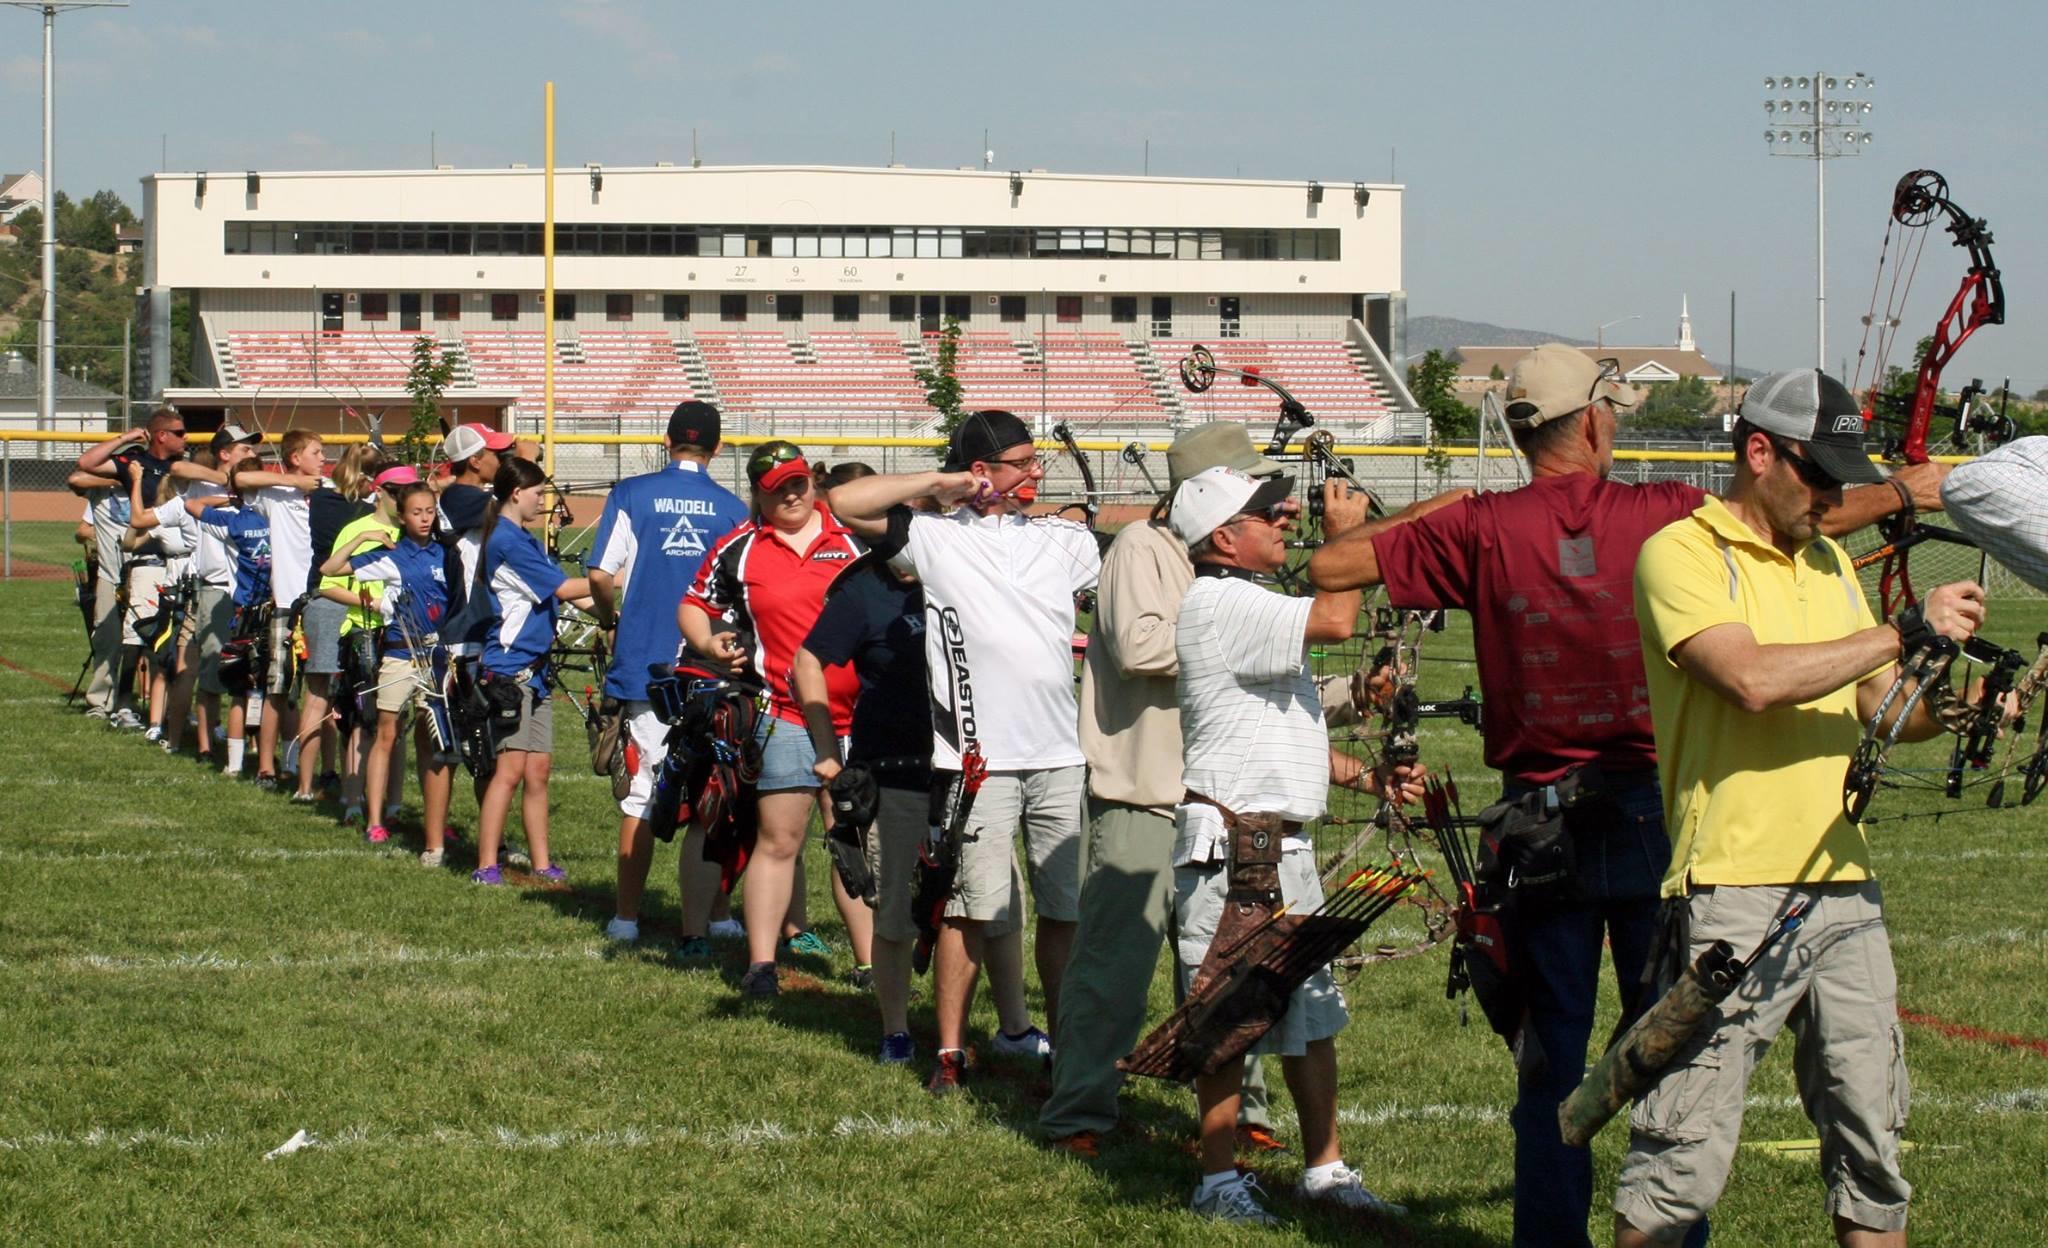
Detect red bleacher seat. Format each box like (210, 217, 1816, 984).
(1154, 339, 1390, 420)
(463, 329, 695, 419)
(224, 331, 432, 391)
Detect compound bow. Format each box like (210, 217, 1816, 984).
(1840, 169, 2033, 819)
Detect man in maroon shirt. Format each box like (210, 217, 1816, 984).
(1308, 344, 1945, 1248)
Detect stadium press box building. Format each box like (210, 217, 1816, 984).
(138, 164, 1420, 454)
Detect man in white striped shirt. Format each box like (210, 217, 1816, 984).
(1170, 465, 1421, 1225)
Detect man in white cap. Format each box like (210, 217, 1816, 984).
(1614, 371, 1990, 1247)
(1169, 463, 1418, 1225)
(1310, 345, 1946, 1248)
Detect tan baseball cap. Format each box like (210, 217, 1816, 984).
(1502, 344, 1642, 428)
(1165, 421, 1284, 488)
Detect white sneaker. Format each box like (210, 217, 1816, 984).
(604, 917, 641, 943)
(707, 918, 745, 940)
(1190, 1174, 1280, 1226)
(1297, 1163, 1406, 1216)
(505, 847, 532, 869)
(143, 725, 164, 744)
(992, 1026, 1053, 1062)
(109, 708, 143, 731)
(419, 849, 445, 868)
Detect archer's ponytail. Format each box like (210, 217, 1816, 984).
(475, 455, 548, 591)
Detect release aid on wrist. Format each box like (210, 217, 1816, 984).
(1893, 602, 1937, 656)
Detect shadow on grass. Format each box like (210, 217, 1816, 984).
(457, 838, 1510, 1245)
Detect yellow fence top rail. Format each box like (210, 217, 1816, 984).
(0, 428, 1976, 466)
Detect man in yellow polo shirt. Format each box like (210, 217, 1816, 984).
(1617, 370, 1988, 1248)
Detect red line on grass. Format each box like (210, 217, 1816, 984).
(1899, 1007, 2048, 1059)
(0, 653, 76, 694)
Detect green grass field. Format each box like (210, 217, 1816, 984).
(2, 536, 2046, 1246)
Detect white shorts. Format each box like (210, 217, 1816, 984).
(619, 701, 670, 819)
(1174, 846, 1351, 1057)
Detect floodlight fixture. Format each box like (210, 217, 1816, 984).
(1353, 181, 1370, 209)
(588, 163, 602, 193)
(1759, 69, 1876, 371)
(1306, 180, 1323, 205)
(246, 171, 259, 195)
(1009, 170, 1023, 197)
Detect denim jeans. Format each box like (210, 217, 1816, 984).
(1502, 773, 1706, 1248)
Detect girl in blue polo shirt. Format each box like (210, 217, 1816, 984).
(336, 479, 454, 859)
(472, 457, 591, 885)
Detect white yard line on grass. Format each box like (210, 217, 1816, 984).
(1, 1116, 969, 1157)
(0, 846, 407, 867)
(0, 944, 606, 975)
(7, 1093, 2040, 1159)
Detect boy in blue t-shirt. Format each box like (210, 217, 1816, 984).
(190, 478, 272, 777)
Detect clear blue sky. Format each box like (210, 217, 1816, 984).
(4, 0, 2042, 392)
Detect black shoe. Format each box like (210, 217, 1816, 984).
(739, 962, 779, 997)
(255, 773, 279, 793)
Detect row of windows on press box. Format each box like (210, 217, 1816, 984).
(325, 292, 1244, 326)
(222, 222, 1344, 262)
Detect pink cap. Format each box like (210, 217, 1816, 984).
(373, 465, 421, 489)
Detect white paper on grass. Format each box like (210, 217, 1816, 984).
(263, 1129, 316, 1160)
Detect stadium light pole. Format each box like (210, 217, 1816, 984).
(1, 2, 128, 435)
(1764, 71, 1874, 370)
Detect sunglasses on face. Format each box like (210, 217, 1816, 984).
(747, 442, 804, 482)
(1232, 501, 1291, 526)
(1767, 436, 1842, 491)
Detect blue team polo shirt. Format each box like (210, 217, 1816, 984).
(481, 517, 568, 693)
(588, 459, 748, 701)
(350, 535, 451, 658)
(198, 505, 273, 609)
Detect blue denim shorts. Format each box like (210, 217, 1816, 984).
(753, 715, 843, 793)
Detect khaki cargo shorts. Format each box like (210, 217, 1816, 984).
(945, 765, 1085, 927)
(1614, 880, 1911, 1239)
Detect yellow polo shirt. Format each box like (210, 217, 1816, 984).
(1634, 496, 1880, 897)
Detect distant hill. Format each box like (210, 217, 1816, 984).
(1403, 315, 1591, 362)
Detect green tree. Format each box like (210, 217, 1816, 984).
(1407, 348, 1475, 475)
(1488, 363, 1505, 380)
(1621, 376, 1717, 437)
(401, 334, 460, 465)
(914, 316, 966, 459)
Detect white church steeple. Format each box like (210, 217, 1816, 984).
(1677, 295, 1696, 353)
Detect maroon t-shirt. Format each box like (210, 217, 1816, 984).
(1371, 474, 1705, 784)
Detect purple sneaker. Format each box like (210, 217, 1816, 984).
(533, 865, 566, 883)
(470, 864, 503, 886)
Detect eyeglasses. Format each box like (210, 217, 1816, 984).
(987, 451, 1045, 473)
(1589, 357, 1624, 402)
(1767, 435, 1842, 491)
